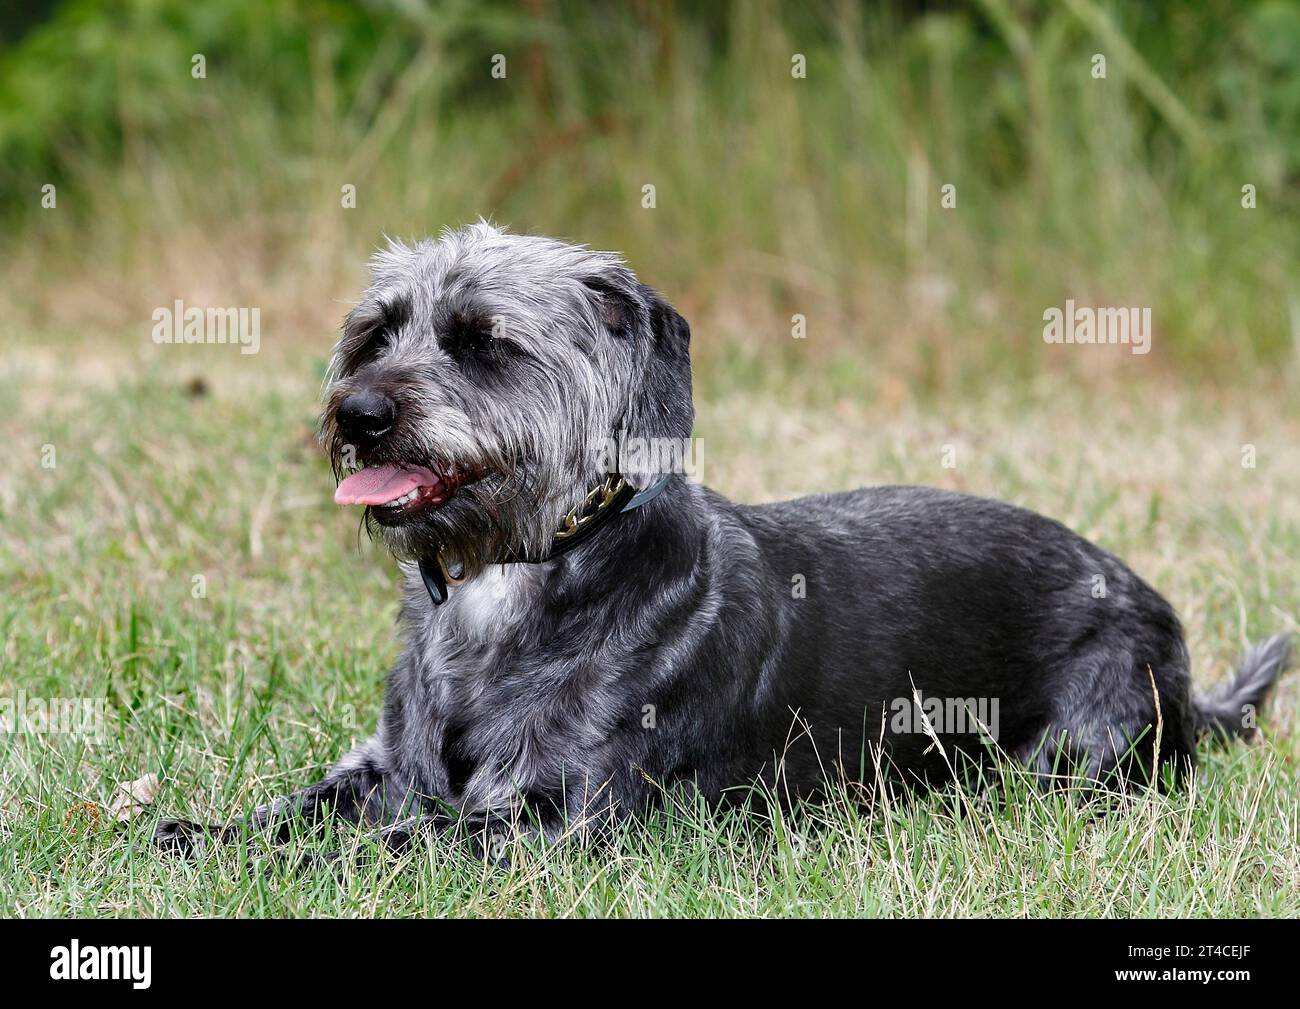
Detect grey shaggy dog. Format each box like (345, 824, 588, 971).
(155, 222, 1293, 859)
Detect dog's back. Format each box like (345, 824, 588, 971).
(704, 484, 1269, 793)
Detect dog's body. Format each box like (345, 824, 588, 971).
(156, 224, 1292, 855)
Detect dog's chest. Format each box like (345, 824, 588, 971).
(405, 566, 612, 810)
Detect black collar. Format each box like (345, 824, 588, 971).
(417, 474, 671, 606)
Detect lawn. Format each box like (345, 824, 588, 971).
(2, 333, 1297, 917)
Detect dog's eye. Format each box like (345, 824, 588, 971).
(339, 298, 408, 375)
(365, 327, 393, 356)
(342, 327, 392, 375)
(441, 315, 500, 365)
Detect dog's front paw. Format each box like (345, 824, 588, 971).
(152, 817, 221, 857)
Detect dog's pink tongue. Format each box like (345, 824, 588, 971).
(335, 464, 438, 506)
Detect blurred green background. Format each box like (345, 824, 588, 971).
(1, 0, 1299, 395)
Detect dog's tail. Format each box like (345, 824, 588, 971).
(1194, 633, 1293, 742)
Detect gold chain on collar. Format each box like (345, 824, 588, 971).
(554, 474, 627, 541)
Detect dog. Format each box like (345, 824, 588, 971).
(155, 222, 1293, 858)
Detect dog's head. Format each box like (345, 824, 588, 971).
(322, 222, 693, 573)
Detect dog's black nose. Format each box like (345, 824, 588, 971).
(336, 390, 396, 444)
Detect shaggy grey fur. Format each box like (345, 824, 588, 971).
(154, 223, 1293, 859)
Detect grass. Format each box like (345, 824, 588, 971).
(1, 336, 1297, 918)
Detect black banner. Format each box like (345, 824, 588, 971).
(0, 918, 1288, 993)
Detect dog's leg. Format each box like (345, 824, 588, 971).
(271, 813, 433, 875)
(153, 735, 403, 856)
(282, 800, 603, 874)
(274, 812, 537, 875)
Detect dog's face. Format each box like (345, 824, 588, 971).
(322, 222, 693, 573)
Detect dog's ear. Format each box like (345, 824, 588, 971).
(630, 286, 694, 444)
(582, 276, 634, 338)
(584, 276, 694, 457)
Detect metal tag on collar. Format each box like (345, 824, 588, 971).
(418, 557, 448, 606)
(418, 549, 466, 607)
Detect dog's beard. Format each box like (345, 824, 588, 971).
(362, 464, 572, 576)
